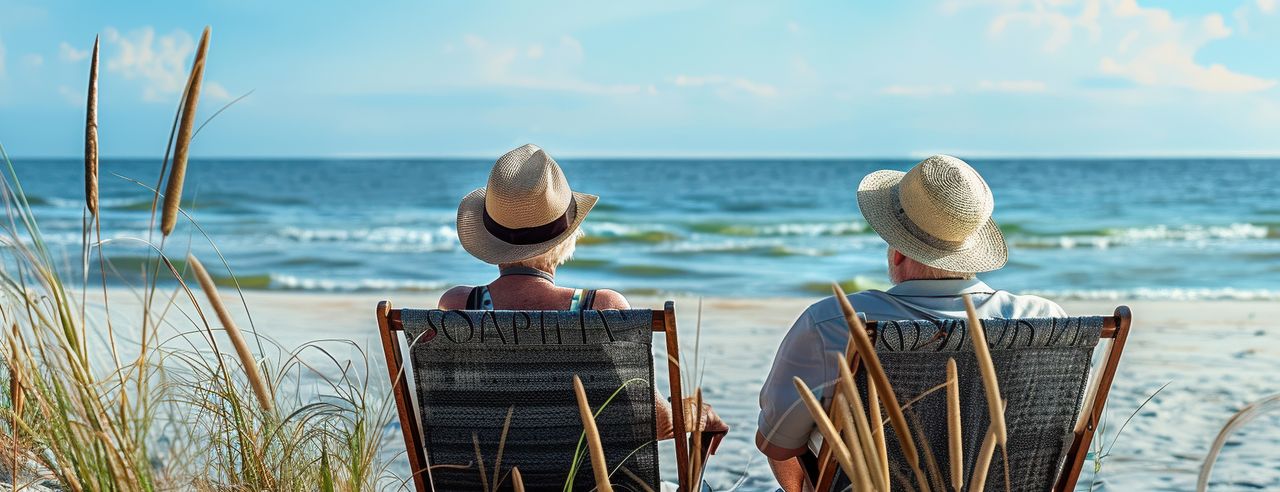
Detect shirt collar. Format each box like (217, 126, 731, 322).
(885, 278, 995, 297)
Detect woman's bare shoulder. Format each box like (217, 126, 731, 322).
(591, 289, 631, 309)
(437, 286, 473, 310)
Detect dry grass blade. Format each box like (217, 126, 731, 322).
(946, 358, 963, 491)
(792, 377, 860, 484)
(161, 26, 210, 236)
(511, 467, 525, 492)
(968, 399, 1006, 492)
(690, 388, 705, 487)
(963, 294, 1006, 448)
(471, 433, 490, 492)
(618, 466, 656, 492)
(572, 375, 613, 492)
(187, 253, 273, 412)
(837, 358, 886, 490)
(84, 35, 99, 216)
(833, 282, 931, 492)
(832, 393, 874, 491)
(492, 406, 514, 492)
(1197, 393, 1280, 492)
(868, 380, 889, 488)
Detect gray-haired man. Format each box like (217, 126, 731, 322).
(755, 155, 1065, 490)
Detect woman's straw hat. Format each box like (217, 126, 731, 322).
(457, 144, 598, 265)
(856, 155, 1007, 273)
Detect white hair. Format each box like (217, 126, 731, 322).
(504, 228, 584, 272)
(888, 248, 976, 283)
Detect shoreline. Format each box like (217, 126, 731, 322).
(104, 288, 1280, 490)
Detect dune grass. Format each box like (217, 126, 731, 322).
(0, 27, 395, 491)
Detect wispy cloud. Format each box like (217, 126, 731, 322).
(442, 34, 650, 96)
(22, 53, 43, 67)
(59, 41, 89, 62)
(102, 26, 231, 102)
(987, 0, 1276, 93)
(1259, 0, 1277, 14)
(673, 74, 779, 97)
(977, 80, 1048, 93)
(880, 84, 955, 97)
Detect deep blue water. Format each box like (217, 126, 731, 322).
(11, 157, 1280, 299)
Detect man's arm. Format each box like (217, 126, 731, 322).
(756, 309, 828, 490)
(757, 431, 812, 492)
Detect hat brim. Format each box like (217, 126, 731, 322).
(856, 170, 1007, 273)
(456, 189, 598, 265)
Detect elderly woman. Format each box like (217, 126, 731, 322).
(438, 143, 727, 442)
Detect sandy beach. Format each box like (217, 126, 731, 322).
(176, 289, 1280, 491)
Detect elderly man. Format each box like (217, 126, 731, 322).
(755, 155, 1065, 491)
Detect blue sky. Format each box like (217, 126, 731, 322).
(1, 0, 1279, 157)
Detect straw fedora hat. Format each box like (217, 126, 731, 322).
(856, 154, 1007, 273)
(457, 144, 598, 265)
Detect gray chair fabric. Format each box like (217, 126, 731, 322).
(400, 309, 660, 491)
(830, 316, 1103, 491)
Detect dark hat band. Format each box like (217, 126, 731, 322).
(482, 197, 576, 246)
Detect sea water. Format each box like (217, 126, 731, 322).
(12, 158, 1279, 300)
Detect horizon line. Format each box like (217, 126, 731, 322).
(10, 152, 1280, 160)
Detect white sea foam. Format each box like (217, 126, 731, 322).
(1009, 223, 1273, 249)
(278, 226, 459, 249)
(1026, 287, 1280, 301)
(269, 274, 447, 292)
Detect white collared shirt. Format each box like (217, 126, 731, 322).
(756, 278, 1066, 452)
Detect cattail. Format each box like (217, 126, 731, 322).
(510, 467, 525, 492)
(84, 35, 99, 216)
(946, 358, 964, 491)
(833, 283, 931, 492)
(161, 26, 211, 236)
(8, 324, 22, 419)
(837, 358, 886, 490)
(793, 377, 859, 483)
(572, 375, 613, 492)
(964, 294, 1006, 447)
(187, 254, 273, 412)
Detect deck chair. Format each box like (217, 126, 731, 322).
(377, 301, 726, 491)
(807, 306, 1132, 491)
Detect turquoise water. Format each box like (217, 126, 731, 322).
(13, 158, 1280, 299)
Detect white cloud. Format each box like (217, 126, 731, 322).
(977, 80, 1048, 92)
(102, 26, 231, 102)
(673, 74, 779, 97)
(443, 34, 650, 96)
(987, 0, 1276, 93)
(59, 42, 89, 62)
(22, 54, 43, 67)
(1259, 0, 1277, 14)
(880, 84, 955, 96)
(787, 21, 802, 33)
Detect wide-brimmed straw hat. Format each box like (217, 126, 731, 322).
(457, 144, 598, 265)
(856, 154, 1007, 273)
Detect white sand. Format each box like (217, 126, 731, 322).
(141, 290, 1280, 490)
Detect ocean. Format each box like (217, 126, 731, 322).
(11, 157, 1279, 300)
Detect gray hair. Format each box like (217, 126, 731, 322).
(888, 248, 976, 283)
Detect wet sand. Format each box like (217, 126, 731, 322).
(177, 291, 1280, 491)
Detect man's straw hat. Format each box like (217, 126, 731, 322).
(856, 155, 1007, 273)
(457, 144, 598, 265)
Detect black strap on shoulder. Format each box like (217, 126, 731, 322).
(581, 289, 598, 310)
(466, 286, 485, 310)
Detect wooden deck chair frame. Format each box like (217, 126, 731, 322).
(808, 306, 1133, 492)
(377, 300, 724, 492)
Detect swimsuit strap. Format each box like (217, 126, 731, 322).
(466, 285, 494, 310)
(569, 289, 598, 311)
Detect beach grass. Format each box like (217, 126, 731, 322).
(0, 27, 395, 491)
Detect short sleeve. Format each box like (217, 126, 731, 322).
(757, 309, 830, 451)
